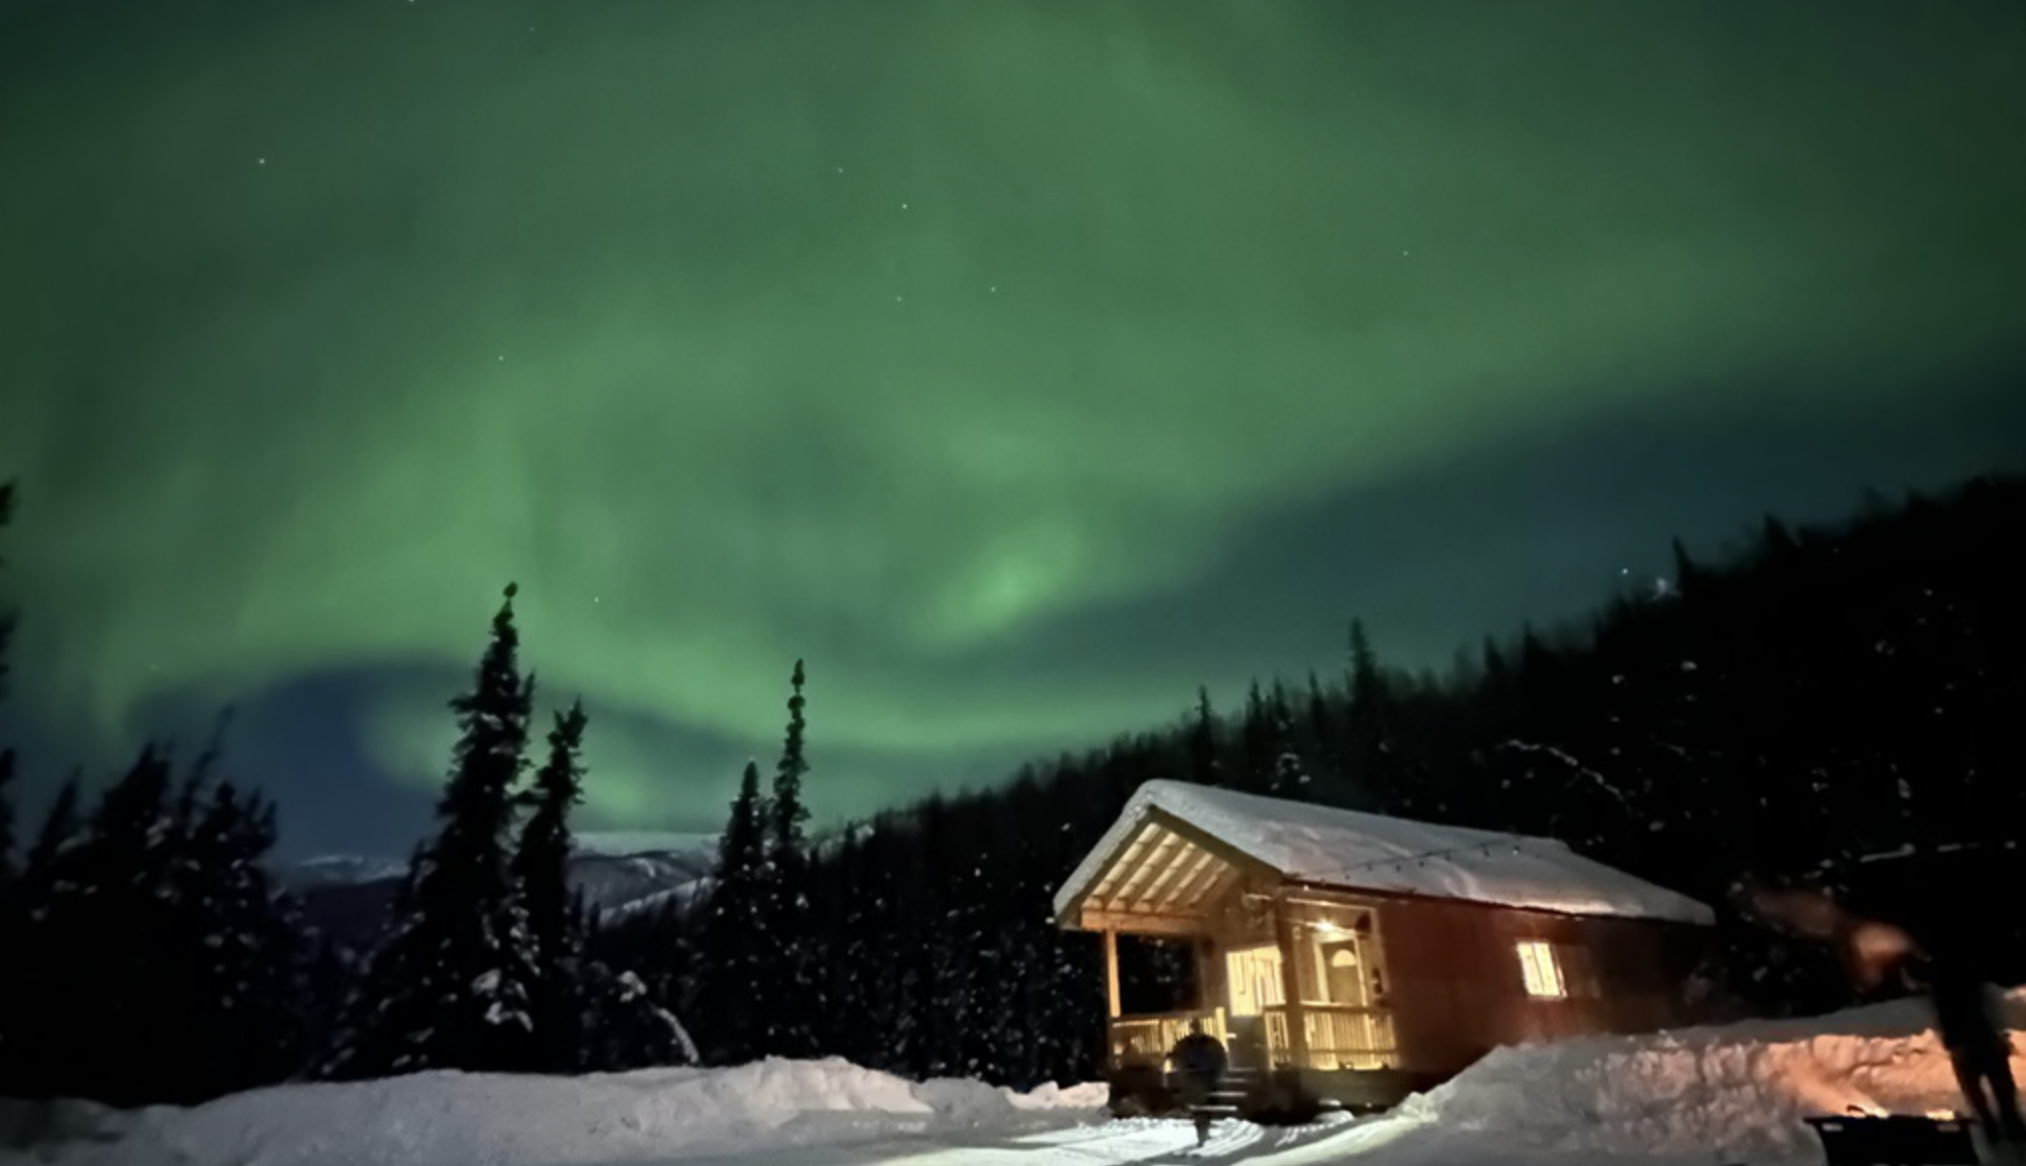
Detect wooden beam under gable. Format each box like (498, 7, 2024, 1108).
(1105, 827, 1185, 912)
(1158, 842, 1215, 914)
(1145, 806, 1282, 887)
(1056, 819, 1156, 927)
(1126, 828, 1200, 912)
(1149, 842, 1219, 914)
(1078, 907, 1205, 938)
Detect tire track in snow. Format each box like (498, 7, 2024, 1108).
(637, 1112, 1380, 1166)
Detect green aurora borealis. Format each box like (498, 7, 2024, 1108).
(3, 1, 2023, 854)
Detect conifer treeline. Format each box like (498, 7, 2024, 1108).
(688, 659, 825, 1064)
(2, 473, 2023, 1103)
(0, 561, 688, 1105)
(317, 584, 687, 1081)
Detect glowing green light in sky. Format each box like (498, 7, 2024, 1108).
(1, 1, 2021, 831)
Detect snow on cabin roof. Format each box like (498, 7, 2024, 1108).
(1053, 780, 1714, 927)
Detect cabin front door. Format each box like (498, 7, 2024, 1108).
(1223, 943, 1284, 1069)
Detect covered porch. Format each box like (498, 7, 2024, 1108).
(1068, 810, 1399, 1074)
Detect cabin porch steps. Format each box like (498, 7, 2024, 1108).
(1189, 1067, 1347, 1124)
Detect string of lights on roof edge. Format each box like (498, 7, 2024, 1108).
(1287, 834, 1542, 883)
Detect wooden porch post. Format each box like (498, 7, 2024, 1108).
(1103, 928, 1122, 1019)
(1274, 903, 1310, 1068)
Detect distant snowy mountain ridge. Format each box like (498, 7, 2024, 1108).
(280, 831, 721, 944)
(289, 831, 719, 881)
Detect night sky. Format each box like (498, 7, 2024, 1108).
(2, 2, 2022, 859)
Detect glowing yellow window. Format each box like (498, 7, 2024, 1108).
(1516, 940, 1566, 998)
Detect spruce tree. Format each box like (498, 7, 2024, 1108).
(0, 480, 13, 684)
(770, 660, 811, 865)
(1187, 686, 1221, 787)
(1304, 670, 1351, 802)
(513, 699, 589, 1071)
(699, 760, 769, 1063)
(1343, 620, 1400, 807)
(578, 962, 696, 1070)
(0, 482, 22, 1080)
(21, 771, 78, 885)
(1269, 689, 1310, 796)
(0, 754, 15, 1054)
(759, 659, 819, 1057)
(19, 745, 184, 1103)
(0, 772, 75, 1093)
(0, 752, 13, 893)
(322, 584, 542, 1079)
(0, 481, 16, 888)
(177, 781, 305, 1097)
(1239, 680, 1276, 793)
(1347, 619, 1382, 707)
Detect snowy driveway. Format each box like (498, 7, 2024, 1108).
(610, 1112, 1690, 1166)
(634, 1114, 1365, 1165)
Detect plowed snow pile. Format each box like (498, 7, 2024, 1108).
(1390, 989, 2026, 1164)
(5, 1058, 1105, 1166)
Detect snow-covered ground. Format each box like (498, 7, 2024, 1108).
(7, 992, 2021, 1166)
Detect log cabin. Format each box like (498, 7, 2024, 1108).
(1053, 780, 1718, 1110)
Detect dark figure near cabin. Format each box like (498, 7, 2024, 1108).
(1902, 941, 2026, 1148)
(1167, 1020, 1227, 1146)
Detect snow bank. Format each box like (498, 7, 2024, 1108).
(1393, 990, 2026, 1164)
(0, 1098, 131, 1159)
(16, 1059, 1106, 1166)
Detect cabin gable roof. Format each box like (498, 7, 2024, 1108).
(1053, 780, 1714, 928)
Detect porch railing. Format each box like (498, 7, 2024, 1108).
(1109, 1009, 1226, 1067)
(1264, 1003, 1397, 1071)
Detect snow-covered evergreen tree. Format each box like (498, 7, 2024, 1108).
(321, 584, 542, 1079)
(697, 760, 768, 1063)
(579, 962, 696, 1069)
(182, 782, 306, 1094)
(1239, 680, 1276, 793)
(6, 746, 186, 1103)
(1187, 686, 1221, 787)
(513, 699, 589, 1072)
(0, 751, 14, 895)
(1270, 698, 1310, 796)
(758, 659, 820, 1057)
(0, 483, 26, 1078)
(0, 479, 18, 891)
(1343, 619, 1404, 809)
(19, 772, 77, 892)
(0, 760, 16, 1067)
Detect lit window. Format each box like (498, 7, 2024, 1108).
(1516, 940, 1566, 998)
